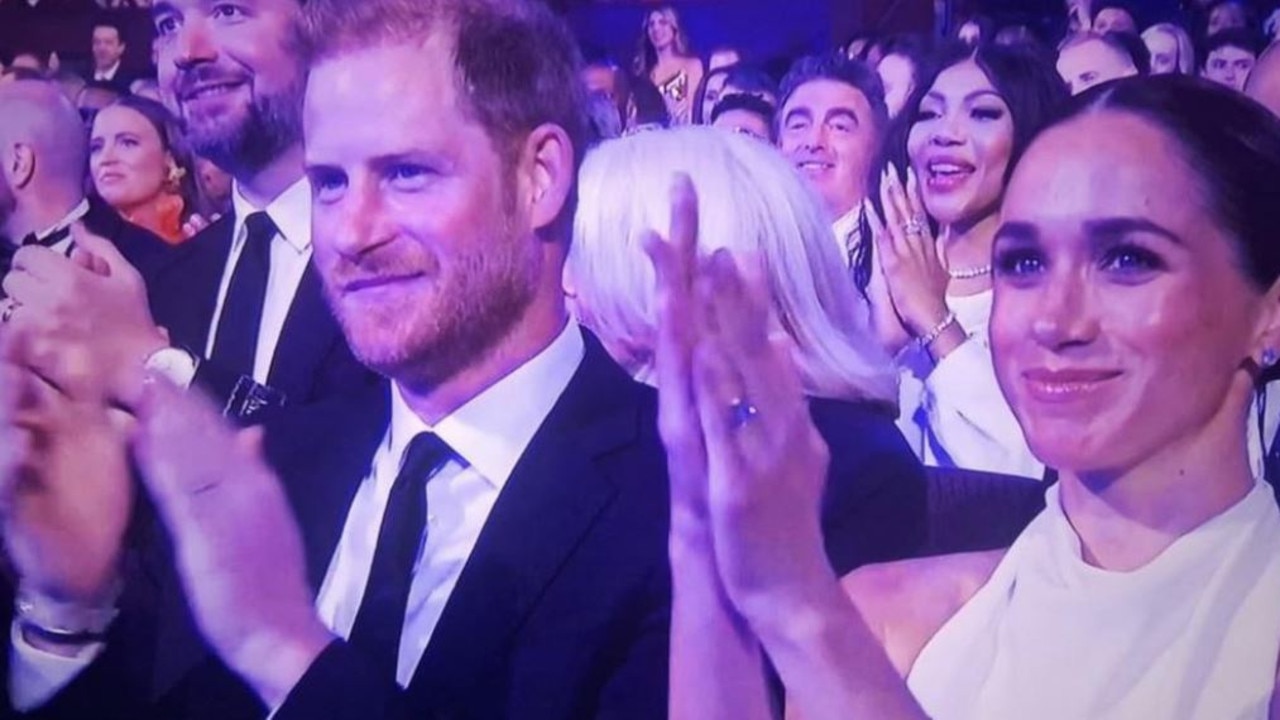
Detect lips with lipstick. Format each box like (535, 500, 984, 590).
(1021, 367, 1124, 404)
(922, 155, 977, 193)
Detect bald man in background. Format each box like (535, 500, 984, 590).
(1247, 42, 1280, 117)
(0, 79, 168, 294)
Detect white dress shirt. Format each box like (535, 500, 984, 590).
(93, 62, 120, 82)
(317, 320, 584, 687)
(203, 178, 313, 383)
(831, 205, 863, 269)
(28, 198, 89, 256)
(10, 321, 585, 710)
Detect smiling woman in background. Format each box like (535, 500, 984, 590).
(89, 95, 202, 244)
(633, 5, 704, 124)
(865, 42, 1067, 478)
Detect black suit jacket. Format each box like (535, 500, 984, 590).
(812, 397, 928, 575)
(11, 331, 671, 720)
(142, 213, 376, 424)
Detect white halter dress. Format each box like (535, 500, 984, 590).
(907, 480, 1280, 719)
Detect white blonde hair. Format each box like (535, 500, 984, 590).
(569, 125, 898, 408)
(1142, 23, 1197, 75)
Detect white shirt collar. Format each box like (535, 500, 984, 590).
(32, 198, 90, 241)
(94, 62, 121, 81)
(229, 177, 311, 254)
(831, 204, 862, 243)
(387, 321, 585, 491)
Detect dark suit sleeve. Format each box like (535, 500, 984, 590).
(273, 641, 408, 720)
(816, 403, 929, 576)
(590, 564, 670, 720)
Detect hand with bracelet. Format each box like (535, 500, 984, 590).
(864, 165, 967, 362)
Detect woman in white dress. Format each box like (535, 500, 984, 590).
(657, 75, 1280, 720)
(864, 43, 1068, 478)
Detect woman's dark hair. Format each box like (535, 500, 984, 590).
(627, 76, 672, 129)
(853, 42, 1068, 292)
(691, 63, 735, 124)
(877, 33, 934, 83)
(94, 94, 208, 220)
(722, 64, 779, 104)
(1070, 75, 1280, 290)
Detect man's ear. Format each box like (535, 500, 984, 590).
(7, 143, 36, 191)
(519, 123, 575, 234)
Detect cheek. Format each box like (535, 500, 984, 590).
(906, 124, 927, 165)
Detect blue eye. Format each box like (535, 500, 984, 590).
(386, 164, 434, 190)
(310, 171, 347, 203)
(994, 247, 1045, 280)
(1100, 245, 1165, 275)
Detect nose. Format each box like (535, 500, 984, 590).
(171, 18, 217, 71)
(1029, 267, 1099, 352)
(97, 140, 119, 166)
(800, 122, 828, 151)
(930, 109, 966, 147)
(322, 177, 394, 260)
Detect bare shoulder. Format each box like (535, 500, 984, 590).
(682, 55, 705, 75)
(841, 551, 1005, 678)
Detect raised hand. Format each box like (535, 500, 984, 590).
(131, 378, 332, 709)
(0, 326, 133, 617)
(866, 166, 951, 342)
(2, 223, 167, 405)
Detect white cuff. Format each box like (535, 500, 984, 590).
(8, 620, 104, 711)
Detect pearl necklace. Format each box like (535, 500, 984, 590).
(947, 264, 992, 280)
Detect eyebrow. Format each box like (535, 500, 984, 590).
(923, 89, 1005, 104)
(994, 217, 1187, 246)
(782, 107, 813, 125)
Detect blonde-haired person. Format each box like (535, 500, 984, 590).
(568, 126, 927, 575)
(1143, 23, 1197, 75)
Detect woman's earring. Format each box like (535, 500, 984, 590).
(1262, 348, 1278, 369)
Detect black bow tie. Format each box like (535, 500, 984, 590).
(20, 226, 72, 249)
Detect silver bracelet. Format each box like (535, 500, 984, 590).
(916, 311, 958, 351)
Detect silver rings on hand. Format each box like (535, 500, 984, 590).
(901, 216, 927, 237)
(728, 398, 760, 429)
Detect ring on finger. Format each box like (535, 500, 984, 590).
(728, 397, 760, 430)
(902, 219, 925, 237)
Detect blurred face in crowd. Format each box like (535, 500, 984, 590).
(712, 108, 770, 142)
(907, 60, 1014, 229)
(90, 105, 172, 211)
(1204, 44, 1257, 91)
(1247, 48, 1280, 116)
(958, 21, 983, 46)
(778, 78, 878, 219)
(709, 49, 740, 72)
(152, 0, 305, 174)
(582, 64, 619, 106)
(647, 11, 676, 52)
(1209, 1, 1249, 37)
(305, 36, 547, 387)
(699, 71, 730, 123)
(1057, 37, 1138, 94)
(1092, 7, 1137, 34)
(877, 53, 916, 119)
(92, 25, 126, 71)
(1144, 29, 1182, 75)
(992, 111, 1264, 475)
(1067, 0, 1092, 33)
(11, 53, 42, 72)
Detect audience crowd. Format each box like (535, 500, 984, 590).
(2, 0, 1280, 717)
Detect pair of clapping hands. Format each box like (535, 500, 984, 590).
(0, 228, 330, 708)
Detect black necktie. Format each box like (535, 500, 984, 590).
(1, 227, 73, 294)
(348, 432, 454, 682)
(209, 212, 276, 380)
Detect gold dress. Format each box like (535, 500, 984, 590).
(655, 69, 691, 125)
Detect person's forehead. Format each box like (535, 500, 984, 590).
(784, 78, 870, 113)
(1211, 45, 1255, 60)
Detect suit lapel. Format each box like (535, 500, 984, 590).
(266, 262, 343, 405)
(151, 216, 235, 355)
(407, 335, 643, 705)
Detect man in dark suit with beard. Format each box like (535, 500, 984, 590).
(1, 0, 372, 428)
(0, 1, 671, 718)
